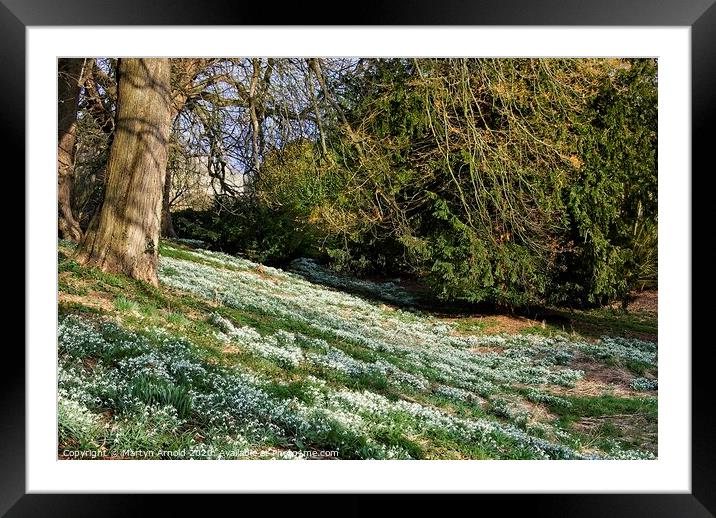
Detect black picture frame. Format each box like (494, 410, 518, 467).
(7, 0, 714, 514)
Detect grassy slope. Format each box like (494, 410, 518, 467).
(58, 240, 658, 460)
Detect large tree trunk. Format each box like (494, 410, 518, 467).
(76, 58, 172, 286)
(58, 58, 85, 241)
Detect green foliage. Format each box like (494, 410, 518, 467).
(114, 296, 138, 312)
(175, 58, 657, 309)
(553, 59, 658, 305)
(130, 375, 192, 419)
(174, 196, 319, 267)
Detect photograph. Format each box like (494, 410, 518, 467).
(56, 56, 659, 461)
(3, 0, 710, 507)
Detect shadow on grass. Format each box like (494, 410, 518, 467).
(289, 264, 657, 341)
(536, 307, 657, 341)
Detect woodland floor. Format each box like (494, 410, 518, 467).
(58, 239, 658, 460)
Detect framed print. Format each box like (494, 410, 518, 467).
(8, 0, 715, 514)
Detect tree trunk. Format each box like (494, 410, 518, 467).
(248, 59, 263, 177)
(161, 60, 201, 239)
(161, 167, 177, 238)
(160, 93, 186, 240)
(76, 58, 172, 286)
(58, 58, 85, 241)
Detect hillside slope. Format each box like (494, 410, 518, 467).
(58, 240, 658, 460)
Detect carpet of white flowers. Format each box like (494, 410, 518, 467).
(58, 243, 658, 460)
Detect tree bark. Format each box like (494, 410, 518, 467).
(248, 58, 263, 177)
(307, 62, 328, 156)
(76, 58, 172, 286)
(160, 166, 177, 237)
(58, 58, 85, 241)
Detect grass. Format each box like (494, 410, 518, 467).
(544, 394, 658, 454)
(447, 307, 657, 343)
(540, 307, 657, 342)
(159, 242, 217, 266)
(451, 318, 491, 334)
(114, 296, 139, 312)
(57, 240, 658, 460)
(548, 395, 658, 425)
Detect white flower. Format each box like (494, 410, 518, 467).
(57, 245, 657, 461)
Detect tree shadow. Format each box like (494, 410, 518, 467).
(288, 262, 657, 341)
